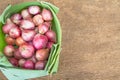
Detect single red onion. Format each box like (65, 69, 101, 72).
(23, 60, 34, 69)
(15, 37, 26, 46)
(35, 61, 46, 70)
(38, 24, 49, 34)
(5, 36, 15, 45)
(22, 30, 36, 41)
(41, 9, 53, 21)
(36, 49, 49, 61)
(45, 30, 56, 43)
(20, 20, 35, 29)
(33, 34, 48, 49)
(19, 44, 35, 58)
(11, 13, 22, 25)
(47, 42, 54, 49)
(33, 14, 44, 26)
(4, 45, 15, 57)
(14, 49, 23, 59)
(2, 23, 16, 34)
(9, 58, 19, 67)
(18, 59, 26, 67)
(9, 26, 21, 38)
(21, 9, 32, 19)
(28, 6, 40, 15)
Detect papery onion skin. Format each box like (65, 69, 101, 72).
(33, 34, 48, 49)
(23, 60, 34, 69)
(35, 61, 46, 70)
(9, 58, 19, 67)
(45, 30, 56, 43)
(9, 26, 21, 38)
(35, 48, 49, 61)
(41, 9, 53, 21)
(5, 36, 15, 45)
(19, 44, 35, 58)
(28, 6, 41, 15)
(4, 45, 15, 57)
(22, 30, 36, 41)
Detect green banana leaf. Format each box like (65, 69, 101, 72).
(0, 1, 62, 80)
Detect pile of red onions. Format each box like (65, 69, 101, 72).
(2, 6, 56, 70)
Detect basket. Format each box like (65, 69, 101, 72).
(0, 1, 62, 80)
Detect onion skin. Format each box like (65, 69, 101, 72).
(21, 9, 32, 19)
(38, 24, 49, 34)
(35, 61, 46, 70)
(15, 37, 26, 46)
(36, 49, 49, 61)
(6, 18, 13, 24)
(28, 6, 40, 15)
(22, 30, 36, 41)
(41, 9, 53, 21)
(11, 13, 22, 25)
(19, 44, 35, 58)
(44, 22, 51, 29)
(33, 34, 48, 49)
(4, 45, 15, 57)
(9, 27, 21, 38)
(28, 55, 37, 63)
(5, 36, 15, 45)
(14, 49, 23, 59)
(20, 20, 35, 29)
(9, 58, 19, 67)
(47, 42, 54, 49)
(23, 60, 34, 69)
(45, 30, 56, 43)
(18, 59, 26, 67)
(2, 23, 16, 34)
(33, 14, 44, 26)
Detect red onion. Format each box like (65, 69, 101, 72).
(20, 20, 35, 29)
(22, 30, 36, 41)
(4, 45, 15, 57)
(33, 14, 44, 26)
(45, 30, 56, 43)
(35, 61, 46, 70)
(5, 36, 15, 45)
(19, 44, 35, 58)
(14, 49, 23, 59)
(11, 13, 22, 25)
(6, 18, 13, 24)
(15, 37, 26, 46)
(41, 9, 53, 21)
(23, 60, 34, 69)
(28, 55, 37, 63)
(28, 6, 40, 15)
(9, 26, 21, 38)
(35, 27, 39, 33)
(38, 24, 49, 34)
(2, 23, 16, 34)
(33, 34, 48, 49)
(44, 21, 51, 29)
(47, 42, 54, 49)
(18, 59, 26, 67)
(21, 9, 32, 19)
(9, 58, 19, 67)
(36, 49, 49, 61)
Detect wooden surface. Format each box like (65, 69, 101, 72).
(1, 0, 120, 80)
